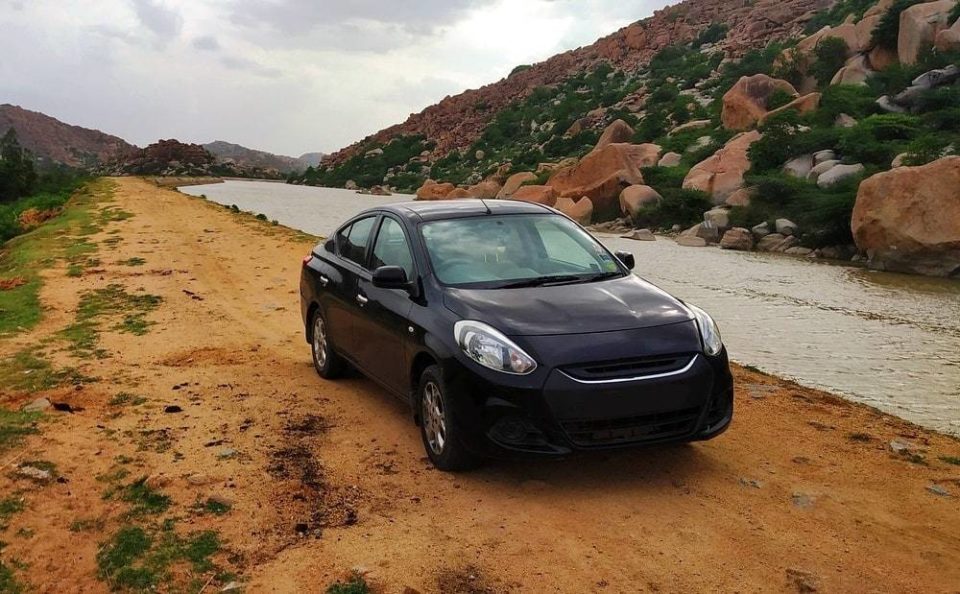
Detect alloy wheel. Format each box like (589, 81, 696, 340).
(313, 315, 328, 369)
(422, 381, 446, 455)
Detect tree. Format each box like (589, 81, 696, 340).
(0, 128, 38, 202)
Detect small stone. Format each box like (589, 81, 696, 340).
(775, 218, 799, 236)
(164, 405, 183, 413)
(751, 222, 771, 238)
(218, 448, 238, 459)
(812, 150, 836, 165)
(186, 473, 214, 485)
(622, 229, 655, 241)
(739, 477, 763, 489)
(209, 493, 236, 507)
(221, 582, 243, 593)
(786, 568, 821, 592)
(791, 492, 815, 508)
(23, 398, 52, 412)
(927, 485, 951, 497)
(145, 474, 171, 489)
(889, 439, 921, 455)
(17, 465, 52, 482)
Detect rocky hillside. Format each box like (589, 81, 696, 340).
(0, 104, 135, 168)
(95, 139, 286, 179)
(306, 0, 960, 278)
(203, 141, 314, 174)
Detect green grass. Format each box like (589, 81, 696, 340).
(108, 392, 147, 407)
(0, 560, 26, 594)
(60, 284, 161, 358)
(0, 496, 25, 530)
(0, 348, 84, 392)
(193, 498, 231, 516)
(118, 257, 146, 267)
(96, 524, 222, 592)
(109, 478, 171, 517)
(939, 456, 960, 466)
(70, 518, 106, 533)
(847, 432, 873, 442)
(0, 180, 114, 337)
(0, 409, 41, 453)
(327, 573, 371, 594)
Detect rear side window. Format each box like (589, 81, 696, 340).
(371, 217, 415, 279)
(337, 216, 377, 267)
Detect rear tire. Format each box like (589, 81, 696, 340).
(311, 308, 345, 379)
(418, 365, 481, 472)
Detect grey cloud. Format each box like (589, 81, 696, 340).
(220, 56, 282, 78)
(229, 0, 497, 38)
(131, 0, 183, 41)
(192, 35, 220, 51)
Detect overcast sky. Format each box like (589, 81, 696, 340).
(0, 0, 672, 156)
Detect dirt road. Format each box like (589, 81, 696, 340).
(2, 177, 959, 593)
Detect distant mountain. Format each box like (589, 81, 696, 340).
(297, 152, 325, 168)
(0, 104, 136, 168)
(203, 140, 318, 174)
(97, 139, 286, 180)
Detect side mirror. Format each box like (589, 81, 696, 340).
(615, 250, 635, 270)
(372, 265, 409, 289)
(324, 238, 335, 253)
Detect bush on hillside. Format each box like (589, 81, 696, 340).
(837, 113, 922, 166)
(749, 111, 844, 172)
(813, 84, 878, 125)
(812, 37, 850, 87)
(804, 0, 878, 33)
(640, 166, 689, 191)
(0, 128, 38, 203)
(695, 23, 729, 47)
(630, 188, 713, 230)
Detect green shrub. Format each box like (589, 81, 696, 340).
(630, 188, 712, 230)
(838, 113, 922, 166)
(804, 0, 878, 32)
(640, 166, 689, 191)
(814, 84, 878, 125)
(812, 37, 850, 87)
(696, 23, 729, 47)
(951, 1, 960, 22)
(509, 64, 532, 77)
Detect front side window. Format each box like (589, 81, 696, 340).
(420, 214, 622, 288)
(371, 217, 415, 279)
(337, 216, 377, 267)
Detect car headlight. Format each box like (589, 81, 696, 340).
(687, 304, 723, 357)
(454, 320, 537, 375)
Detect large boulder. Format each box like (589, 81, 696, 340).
(851, 156, 960, 277)
(416, 180, 456, 200)
(555, 196, 594, 226)
(934, 17, 960, 52)
(446, 187, 472, 199)
(466, 180, 502, 199)
(510, 185, 558, 205)
(497, 171, 538, 198)
(669, 119, 712, 135)
(783, 154, 815, 178)
(760, 93, 822, 123)
(546, 143, 644, 216)
(830, 55, 873, 85)
(619, 185, 662, 218)
(817, 163, 864, 187)
(595, 119, 635, 149)
(721, 74, 798, 130)
(682, 131, 762, 204)
(658, 152, 682, 167)
(806, 159, 840, 182)
(624, 143, 663, 168)
(898, 0, 956, 65)
(720, 228, 755, 250)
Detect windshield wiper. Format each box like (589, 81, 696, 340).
(586, 271, 624, 282)
(498, 274, 584, 289)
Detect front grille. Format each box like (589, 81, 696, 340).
(560, 406, 701, 447)
(561, 353, 694, 382)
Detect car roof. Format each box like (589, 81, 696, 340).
(375, 199, 553, 222)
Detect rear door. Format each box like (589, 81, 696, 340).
(325, 214, 379, 361)
(354, 215, 416, 395)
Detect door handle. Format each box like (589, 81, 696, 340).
(319, 274, 329, 287)
(356, 293, 368, 306)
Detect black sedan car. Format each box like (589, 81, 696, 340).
(300, 199, 733, 470)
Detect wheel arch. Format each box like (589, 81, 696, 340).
(305, 301, 320, 343)
(409, 350, 439, 425)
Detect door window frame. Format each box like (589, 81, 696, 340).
(335, 213, 381, 273)
(370, 214, 418, 282)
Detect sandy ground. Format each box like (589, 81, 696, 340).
(1, 177, 959, 593)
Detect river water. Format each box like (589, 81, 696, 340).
(181, 180, 960, 436)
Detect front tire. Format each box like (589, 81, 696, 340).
(311, 309, 345, 379)
(418, 365, 480, 472)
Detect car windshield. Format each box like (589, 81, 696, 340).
(420, 213, 624, 288)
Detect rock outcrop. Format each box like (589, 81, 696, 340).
(595, 119, 635, 149)
(547, 143, 645, 215)
(898, 0, 956, 65)
(497, 172, 538, 198)
(416, 180, 455, 200)
(555, 196, 594, 225)
(721, 75, 798, 130)
(511, 185, 558, 205)
(851, 156, 960, 277)
(682, 131, 762, 204)
(619, 184, 663, 218)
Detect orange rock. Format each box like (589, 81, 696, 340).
(852, 156, 960, 277)
(416, 180, 456, 200)
(555, 196, 594, 225)
(760, 93, 821, 124)
(497, 172, 538, 198)
(466, 180, 501, 199)
(510, 185, 558, 206)
(446, 187, 472, 199)
(830, 55, 873, 85)
(595, 119, 635, 149)
(623, 143, 663, 168)
(898, 0, 955, 65)
(855, 15, 881, 50)
(721, 74, 798, 130)
(934, 17, 960, 52)
(682, 131, 762, 204)
(725, 188, 753, 207)
(547, 143, 644, 216)
(868, 45, 899, 70)
(619, 185, 663, 218)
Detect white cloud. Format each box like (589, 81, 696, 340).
(0, 0, 672, 156)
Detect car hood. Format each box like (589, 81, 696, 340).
(442, 274, 693, 336)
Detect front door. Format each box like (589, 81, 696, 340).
(353, 216, 416, 394)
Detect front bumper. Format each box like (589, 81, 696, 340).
(442, 347, 734, 458)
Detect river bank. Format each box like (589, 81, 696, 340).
(0, 177, 958, 592)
